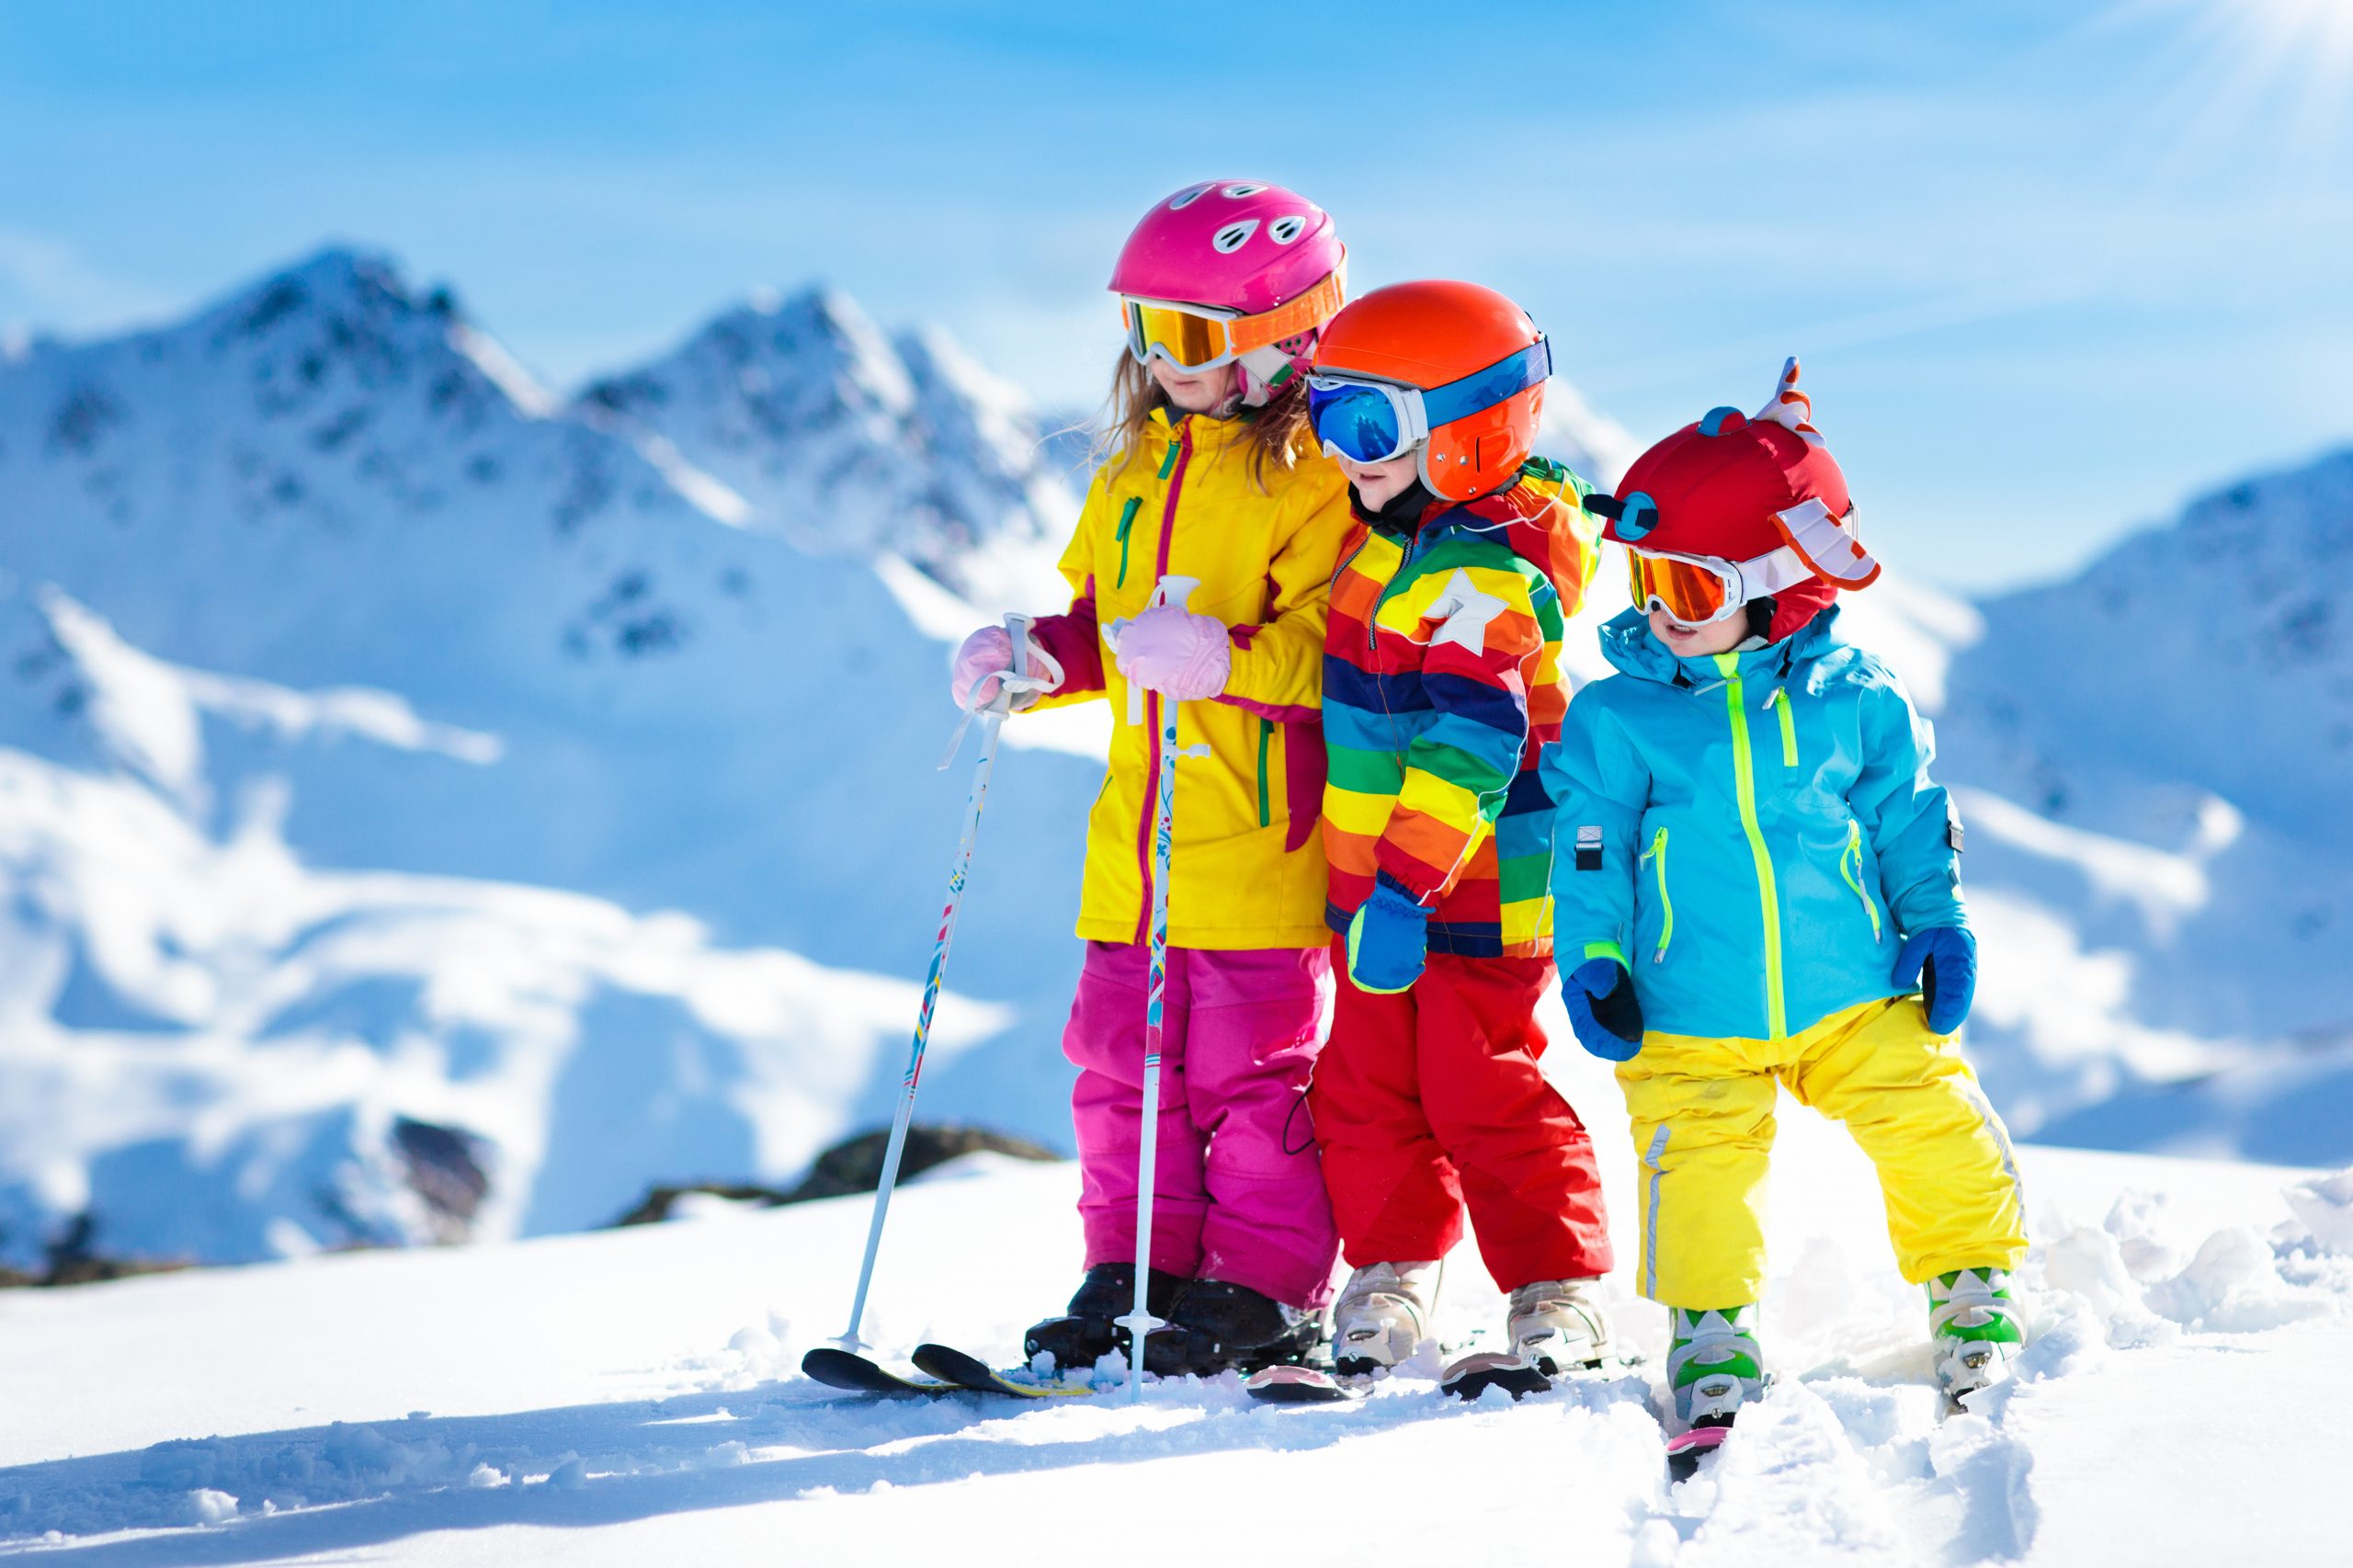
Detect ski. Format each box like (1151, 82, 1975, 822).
(1665, 1418, 1733, 1483)
(911, 1342, 1097, 1399)
(1247, 1348, 1645, 1406)
(800, 1346, 960, 1398)
(1439, 1349, 1553, 1401)
(1245, 1363, 1370, 1403)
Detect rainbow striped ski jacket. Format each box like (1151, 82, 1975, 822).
(1321, 460, 1600, 958)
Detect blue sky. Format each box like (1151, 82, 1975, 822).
(3, 0, 2349, 591)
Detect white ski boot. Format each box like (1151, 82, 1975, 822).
(1330, 1260, 1439, 1376)
(1506, 1278, 1614, 1374)
(1667, 1305, 1765, 1429)
(1928, 1267, 2025, 1403)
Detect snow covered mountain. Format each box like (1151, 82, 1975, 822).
(574, 287, 1076, 609)
(0, 248, 1105, 1267)
(0, 241, 2346, 1275)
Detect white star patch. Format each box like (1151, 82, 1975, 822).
(1423, 569, 1511, 654)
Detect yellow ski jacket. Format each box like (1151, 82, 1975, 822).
(1026, 407, 1353, 949)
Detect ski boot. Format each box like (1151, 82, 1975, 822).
(1142, 1278, 1322, 1377)
(1506, 1278, 1614, 1375)
(1928, 1267, 2024, 1403)
(1667, 1306, 1765, 1433)
(1330, 1261, 1440, 1377)
(1023, 1263, 1186, 1372)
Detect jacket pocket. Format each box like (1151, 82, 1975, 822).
(1838, 820, 1884, 943)
(1640, 826, 1675, 962)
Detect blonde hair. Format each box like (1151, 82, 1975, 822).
(1087, 353, 1313, 493)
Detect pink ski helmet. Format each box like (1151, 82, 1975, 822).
(1109, 179, 1347, 407)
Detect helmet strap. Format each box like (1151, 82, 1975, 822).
(1234, 342, 1309, 409)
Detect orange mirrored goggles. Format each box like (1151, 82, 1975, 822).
(1627, 549, 1746, 627)
(1119, 270, 1346, 371)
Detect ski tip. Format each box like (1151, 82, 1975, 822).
(911, 1342, 1096, 1399)
(1665, 1419, 1733, 1482)
(1245, 1364, 1366, 1404)
(1439, 1350, 1552, 1403)
(800, 1346, 957, 1398)
(1665, 1424, 1733, 1457)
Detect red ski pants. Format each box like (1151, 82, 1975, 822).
(1310, 942, 1613, 1290)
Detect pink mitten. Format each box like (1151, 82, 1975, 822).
(1115, 605, 1231, 699)
(950, 626, 1015, 710)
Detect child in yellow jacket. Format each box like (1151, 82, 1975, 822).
(949, 181, 1354, 1375)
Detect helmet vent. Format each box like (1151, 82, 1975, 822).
(1221, 183, 1268, 198)
(1167, 185, 1213, 210)
(1211, 220, 1260, 254)
(1268, 215, 1305, 244)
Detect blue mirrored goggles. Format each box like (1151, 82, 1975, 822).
(1308, 335, 1552, 464)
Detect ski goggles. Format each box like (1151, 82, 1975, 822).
(1306, 336, 1552, 464)
(1120, 271, 1347, 371)
(1624, 541, 1825, 627)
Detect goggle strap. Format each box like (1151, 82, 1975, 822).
(1225, 269, 1346, 354)
(1420, 335, 1552, 428)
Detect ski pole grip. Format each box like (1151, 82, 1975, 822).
(1003, 612, 1033, 689)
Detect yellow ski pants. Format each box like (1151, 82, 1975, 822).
(1616, 995, 2028, 1308)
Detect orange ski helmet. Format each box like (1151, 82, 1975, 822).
(1309, 280, 1552, 503)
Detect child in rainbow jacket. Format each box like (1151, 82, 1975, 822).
(1302, 280, 1618, 1375)
(1544, 359, 2029, 1436)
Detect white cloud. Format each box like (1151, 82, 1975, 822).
(0, 231, 174, 335)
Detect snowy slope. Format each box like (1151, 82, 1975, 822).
(2, 1047, 2348, 1565)
(1813, 454, 2353, 1165)
(0, 579, 1032, 1263)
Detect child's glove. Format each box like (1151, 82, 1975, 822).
(1345, 876, 1428, 994)
(1564, 958, 1644, 1062)
(951, 625, 1017, 710)
(1113, 604, 1231, 700)
(1893, 926, 1977, 1035)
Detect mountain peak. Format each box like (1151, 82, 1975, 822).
(572, 285, 1073, 599)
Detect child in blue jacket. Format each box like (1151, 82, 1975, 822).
(1543, 360, 2028, 1439)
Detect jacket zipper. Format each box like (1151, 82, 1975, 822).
(1368, 527, 1421, 652)
(1839, 820, 1884, 942)
(1770, 687, 1796, 767)
(1716, 654, 1787, 1039)
(1641, 826, 1674, 961)
(1133, 422, 1194, 945)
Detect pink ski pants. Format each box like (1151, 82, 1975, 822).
(1063, 939, 1340, 1309)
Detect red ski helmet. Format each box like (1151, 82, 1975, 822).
(1310, 280, 1550, 503)
(1586, 358, 1877, 640)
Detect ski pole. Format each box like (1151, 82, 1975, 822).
(1110, 577, 1205, 1401)
(834, 615, 1046, 1351)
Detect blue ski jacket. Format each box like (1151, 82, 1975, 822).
(1541, 605, 1966, 1042)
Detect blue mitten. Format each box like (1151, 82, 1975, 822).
(1564, 958, 1645, 1062)
(1345, 876, 1429, 994)
(1893, 926, 1977, 1035)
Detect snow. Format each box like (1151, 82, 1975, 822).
(1, 1050, 2346, 1563)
